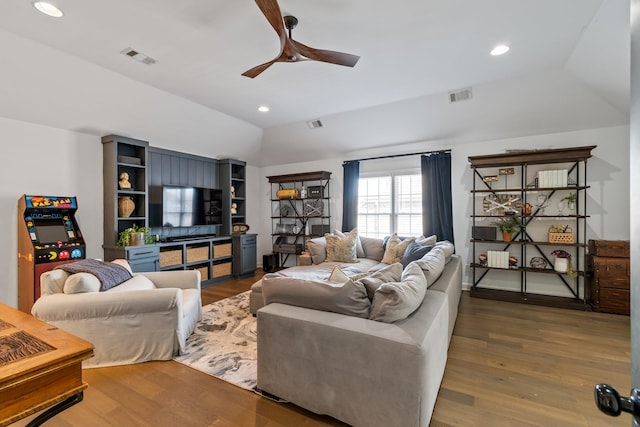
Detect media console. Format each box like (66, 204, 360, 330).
(104, 235, 233, 286)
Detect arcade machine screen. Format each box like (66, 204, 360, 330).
(33, 218, 71, 243)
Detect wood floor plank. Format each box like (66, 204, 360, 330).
(12, 273, 630, 426)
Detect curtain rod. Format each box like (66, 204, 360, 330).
(344, 149, 451, 164)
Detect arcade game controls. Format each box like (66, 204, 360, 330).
(17, 195, 86, 312)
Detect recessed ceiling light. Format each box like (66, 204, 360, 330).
(33, 2, 63, 18)
(490, 45, 510, 56)
(258, 105, 270, 113)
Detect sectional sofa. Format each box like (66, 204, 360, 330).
(251, 232, 462, 427)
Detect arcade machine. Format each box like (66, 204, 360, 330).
(17, 195, 86, 313)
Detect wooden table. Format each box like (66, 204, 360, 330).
(0, 303, 93, 426)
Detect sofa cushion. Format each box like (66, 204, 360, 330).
(413, 247, 447, 286)
(328, 266, 350, 283)
(325, 233, 358, 263)
(434, 240, 455, 263)
(354, 262, 404, 300)
(111, 258, 133, 274)
(334, 228, 365, 258)
(360, 236, 384, 261)
(64, 272, 101, 294)
(416, 234, 437, 247)
(401, 241, 433, 267)
(381, 234, 415, 264)
(261, 274, 370, 318)
(105, 274, 156, 293)
(369, 263, 428, 323)
(306, 237, 327, 264)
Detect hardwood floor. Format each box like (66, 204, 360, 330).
(15, 272, 630, 426)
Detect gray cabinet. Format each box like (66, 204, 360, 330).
(233, 233, 257, 278)
(125, 245, 160, 273)
(219, 159, 246, 236)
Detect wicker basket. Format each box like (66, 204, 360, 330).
(212, 262, 232, 277)
(194, 266, 208, 282)
(186, 246, 209, 264)
(213, 243, 232, 259)
(159, 249, 183, 267)
(548, 232, 575, 244)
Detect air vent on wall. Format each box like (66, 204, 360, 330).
(448, 87, 472, 103)
(306, 120, 323, 130)
(120, 47, 157, 65)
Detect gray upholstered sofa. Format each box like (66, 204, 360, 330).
(31, 260, 202, 368)
(253, 233, 462, 427)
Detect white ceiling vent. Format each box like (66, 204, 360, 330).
(306, 119, 323, 129)
(120, 47, 157, 65)
(448, 87, 472, 103)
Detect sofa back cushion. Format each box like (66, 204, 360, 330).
(64, 272, 101, 294)
(369, 263, 428, 323)
(40, 269, 70, 296)
(359, 236, 385, 261)
(261, 274, 370, 318)
(306, 237, 327, 264)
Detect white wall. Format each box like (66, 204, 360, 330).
(0, 117, 103, 307)
(255, 125, 630, 296)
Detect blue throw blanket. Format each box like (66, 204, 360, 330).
(57, 259, 133, 291)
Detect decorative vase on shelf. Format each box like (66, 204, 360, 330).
(502, 232, 513, 242)
(554, 257, 568, 273)
(118, 197, 135, 218)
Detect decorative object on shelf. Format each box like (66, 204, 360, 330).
(230, 186, 236, 198)
(304, 199, 324, 217)
(472, 226, 496, 241)
(483, 194, 520, 215)
(492, 217, 520, 242)
(117, 224, 152, 247)
(117, 196, 135, 218)
(280, 205, 291, 217)
(232, 223, 250, 234)
(300, 187, 307, 199)
(535, 193, 548, 215)
(562, 192, 577, 210)
(556, 200, 565, 215)
(499, 168, 514, 175)
(276, 188, 299, 199)
(478, 253, 487, 266)
(548, 224, 574, 243)
(118, 172, 132, 189)
(292, 224, 301, 234)
(483, 175, 499, 182)
(231, 203, 238, 215)
(509, 255, 518, 267)
(550, 249, 577, 278)
(529, 257, 548, 269)
(307, 185, 323, 198)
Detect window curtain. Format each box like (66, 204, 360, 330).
(342, 160, 360, 231)
(421, 152, 454, 243)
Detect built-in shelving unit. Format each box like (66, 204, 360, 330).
(468, 145, 596, 310)
(219, 159, 246, 236)
(267, 171, 331, 267)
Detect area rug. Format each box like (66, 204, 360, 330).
(174, 291, 257, 390)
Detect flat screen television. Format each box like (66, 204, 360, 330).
(149, 186, 207, 227)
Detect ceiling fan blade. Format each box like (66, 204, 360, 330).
(291, 39, 360, 68)
(254, 0, 286, 42)
(242, 59, 277, 78)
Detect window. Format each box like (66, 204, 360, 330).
(357, 173, 422, 238)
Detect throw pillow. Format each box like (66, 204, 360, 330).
(111, 258, 133, 274)
(359, 236, 385, 261)
(64, 272, 101, 294)
(105, 274, 155, 293)
(334, 228, 365, 258)
(381, 234, 415, 264)
(401, 241, 433, 268)
(357, 262, 403, 300)
(369, 263, 428, 323)
(306, 237, 327, 264)
(328, 266, 350, 283)
(262, 275, 370, 318)
(416, 234, 437, 247)
(325, 233, 358, 263)
(433, 240, 455, 263)
(413, 247, 447, 286)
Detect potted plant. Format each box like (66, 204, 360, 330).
(117, 224, 152, 247)
(561, 192, 577, 210)
(550, 249, 577, 278)
(492, 217, 520, 242)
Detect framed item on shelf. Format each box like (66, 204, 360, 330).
(232, 223, 250, 234)
(307, 186, 323, 197)
(304, 199, 324, 216)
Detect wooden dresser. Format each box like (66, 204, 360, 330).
(586, 240, 630, 315)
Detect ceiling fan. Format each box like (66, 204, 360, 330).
(242, 0, 360, 78)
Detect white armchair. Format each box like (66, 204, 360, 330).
(31, 264, 202, 368)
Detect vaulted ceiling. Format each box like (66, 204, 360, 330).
(0, 0, 629, 166)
